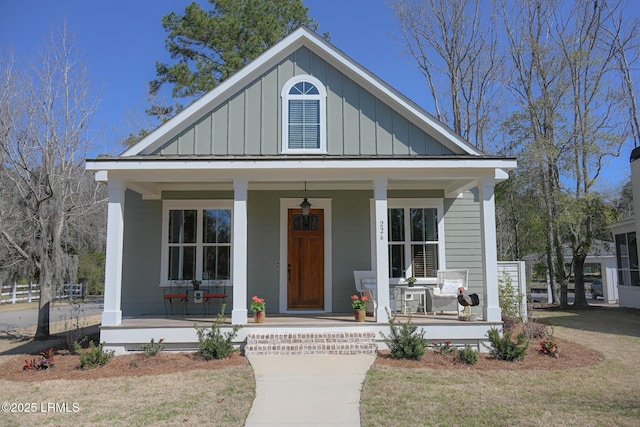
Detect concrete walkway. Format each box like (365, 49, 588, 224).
(245, 354, 376, 426)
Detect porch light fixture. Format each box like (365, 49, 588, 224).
(300, 182, 312, 219)
(300, 197, 312, 217)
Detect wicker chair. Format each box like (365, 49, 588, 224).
(428, 269, 468, 315)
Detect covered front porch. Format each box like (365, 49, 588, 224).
(91, 158, 510, 329)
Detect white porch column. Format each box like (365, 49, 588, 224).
(102, 178, 125, 326)
(374, 178, 391, 322)
(232, 178, 248, 325)
(478, 176, 501, 322)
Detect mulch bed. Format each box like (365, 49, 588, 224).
(376, 334, 603, 370)
(1, 321, 605, 381)
(0, 351, 248, 382)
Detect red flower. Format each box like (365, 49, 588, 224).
(351, 295, 369, 310)
(250, 296, 266, 312)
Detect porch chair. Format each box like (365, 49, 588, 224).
(163, 281, 189, 317)
(353, 271, 377, 315)
(203, 279, 227, 316)
(428, 269, 468, 315)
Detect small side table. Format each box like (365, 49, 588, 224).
(395, 286, 430, 315)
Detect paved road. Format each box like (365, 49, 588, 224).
(0, 300, 103, 331)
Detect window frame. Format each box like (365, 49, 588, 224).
(615, 231, 639, 286)
(281, 75, 327, 154)
(383, 199, 445, 286)
(160, 200, 233, 287)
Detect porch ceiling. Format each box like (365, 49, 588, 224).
(118, 178, 479, 200)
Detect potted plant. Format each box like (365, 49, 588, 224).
(191, 279, 202, 291)
(351, 295, 369, 322)
(405, 276, 417, 287)
(251, 296, 266, 323)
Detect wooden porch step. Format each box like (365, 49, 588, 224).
(244, 331, 378, 356)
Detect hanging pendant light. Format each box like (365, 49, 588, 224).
(300, 182, 312, 219)
(300, 197, 312, 217)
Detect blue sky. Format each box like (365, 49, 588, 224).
(0, 0, 635, 189)
(0, 0, 419, 154)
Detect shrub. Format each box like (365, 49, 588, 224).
(23, 348, 55, 370)
(75, 340, 115, 369)
(523, 318, 547, 339)
(498, 270, 522, 320)
(382, 308, 426, 360)
(485, 327, 529, 361)
(195, 304, 242, 360)
(59, 302, 87, 355)
(141, 338, 165, 357)
(539, 327, 560, 358)
(455, 344, 479, 365)
(430, 340, 455, 355)
(501, 314, 518, 333)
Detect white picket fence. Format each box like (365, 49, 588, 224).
(0, 282, 83, 304)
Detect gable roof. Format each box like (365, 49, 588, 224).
(122, 26, 483, 157)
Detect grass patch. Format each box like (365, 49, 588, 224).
(361, 307, 640, 427)
(1, 366, 254, 426)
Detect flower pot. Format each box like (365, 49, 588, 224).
(254, 311, 265, 323)
(354, 309, 366, 322)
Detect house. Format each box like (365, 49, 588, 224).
(522, 241, 619, 304)
(86, 27, 516, 354)
(609, 146, 640, 309)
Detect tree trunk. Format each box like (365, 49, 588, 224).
(572, 253, 590, 308)
(35, 261, 52, 340)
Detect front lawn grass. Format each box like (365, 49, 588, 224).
(360, 307, 640, 427)
(1, 364, 255, 426)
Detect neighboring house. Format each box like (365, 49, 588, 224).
(86, 27, 516, 353)
(522, 240, 619, 304)
(609, 147, 640, 309)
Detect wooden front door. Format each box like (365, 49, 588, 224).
(287, 209, 324, 309)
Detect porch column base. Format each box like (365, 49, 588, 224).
(376, 306, 390, 323)
(232, 308, 248, 325)
(484, 306, 502, 323)
(102, 310, 122, 326)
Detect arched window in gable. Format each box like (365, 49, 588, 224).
(281, 75, 326, 153)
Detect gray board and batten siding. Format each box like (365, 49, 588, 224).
(118, 188, 482, 316)
(151, 46, 454, 157)
(443, 190, 483, 301)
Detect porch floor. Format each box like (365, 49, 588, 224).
(112, 312, 482, 328)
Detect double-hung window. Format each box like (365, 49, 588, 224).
(387, 201, 443, 283)
(281, 75, 326, 153)
(615, 231, 639, 286)
(162, 201, 232, 284)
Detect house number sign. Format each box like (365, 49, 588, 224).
(379, 221, 385, 240)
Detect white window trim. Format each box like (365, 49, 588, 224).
(160, 200, 233, 287)
(370, 198, 445, 286)
(281, 75, 327, 154)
